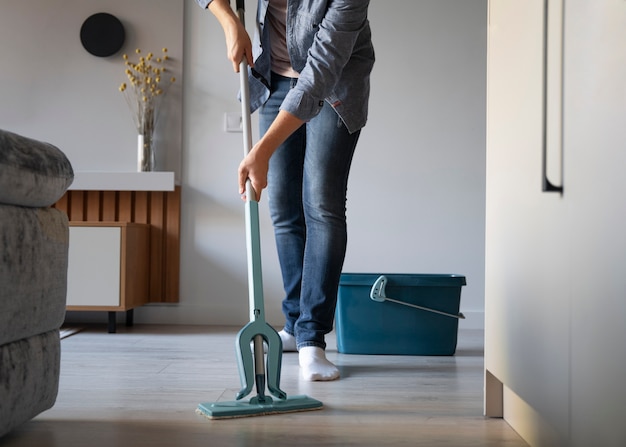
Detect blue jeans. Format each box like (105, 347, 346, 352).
(260, 72, 360, 350)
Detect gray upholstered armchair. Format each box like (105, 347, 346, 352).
(0, 129, 74, 437)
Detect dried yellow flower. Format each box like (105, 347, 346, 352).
(120, 47, 176, 133)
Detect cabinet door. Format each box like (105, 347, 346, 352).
(485, 0, 570, 443)
(565, 2, 626, 445)
(67, 227, 121, 307)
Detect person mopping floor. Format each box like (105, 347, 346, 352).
(195, 0, 375, 390)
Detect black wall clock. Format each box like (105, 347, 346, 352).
(80, 13, 125, 57)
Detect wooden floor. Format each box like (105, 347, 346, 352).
(2, 326, 527, 447)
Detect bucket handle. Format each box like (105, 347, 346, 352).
(369, 275, 465, 320)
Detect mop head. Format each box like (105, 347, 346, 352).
(197, 394, 323, 420)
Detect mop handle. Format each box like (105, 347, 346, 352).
(236, 7, 256, 203)
(236, 1, 267, 398)
(234, 0, 255, 203)
(235, 0, 265, 323)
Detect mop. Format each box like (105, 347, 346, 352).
(196, 0, 323, 419)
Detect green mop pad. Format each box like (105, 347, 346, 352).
(197, 395, 323, 420)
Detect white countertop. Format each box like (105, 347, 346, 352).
(69, 171, 176, 191)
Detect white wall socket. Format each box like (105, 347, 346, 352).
(224, 112, 243, 132)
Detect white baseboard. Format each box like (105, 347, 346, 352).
(67, 307, 485, 330)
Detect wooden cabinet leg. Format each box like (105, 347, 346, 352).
(126, 309, 134, 327)
(108, 312, 117, 334)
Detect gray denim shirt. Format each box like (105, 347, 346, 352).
(196, 0, 375, 134)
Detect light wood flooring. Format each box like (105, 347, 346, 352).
(1, 325, 527, 447)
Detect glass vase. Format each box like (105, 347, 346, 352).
(137, 109, 156, 172)
(137, 132, 155, 172)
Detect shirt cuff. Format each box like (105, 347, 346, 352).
(280, 89, 325, 123)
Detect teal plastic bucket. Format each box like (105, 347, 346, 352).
(335, 273, 466, 355)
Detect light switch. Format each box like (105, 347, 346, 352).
(224, 112, 243, 132)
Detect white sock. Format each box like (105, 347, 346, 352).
(299, 346, 340, 381)
(278, 330, 297, 352)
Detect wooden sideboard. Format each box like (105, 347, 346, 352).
(54, 184, 181, 331)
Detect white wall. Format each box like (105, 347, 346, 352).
(153, 0, 487, 329)
(0, 0, 184, 177)
(1, 1, 487, 329)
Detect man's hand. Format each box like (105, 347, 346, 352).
(238, 110, 305, 201)
(238, 145, 269, 202)
(208, 0, 254, 72)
